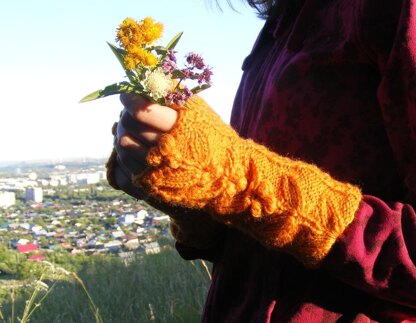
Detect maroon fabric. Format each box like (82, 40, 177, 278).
(176, 0, 416, 321)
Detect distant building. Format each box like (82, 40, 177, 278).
(54, 165, 66, 171)
(77, 173, 100, 185)
(144, 241, 161, 255)
(153, 215, 170, 226)
(28, 172, 37, 180)
(0, 222, 10, 231)
(124, 238, 139, 250)
(30, 224, 43, 233)
(17, 243, 38, 253)
(104, 240, 122, 252)
(119, 214, 136, 226)
(25, 187, 43, 203)
(0, 191, 15, 207)
(112, 230, 125, 239)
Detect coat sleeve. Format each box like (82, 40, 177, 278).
(322, 0, 416, 309)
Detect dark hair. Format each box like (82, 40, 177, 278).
(245, 0, 276, 18)
(236, 0, 304, 20)
(214, 0, 276, 19)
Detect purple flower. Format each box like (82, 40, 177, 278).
(160, 51, 178, 74)
(182, 87, 193, 99)
(180, 68, 194, 79)
(165, 87, 194, 106)
(161, 59, 176, 74)
(186, 53, 205, 70)
(198, 67, 213, 85)
(167, 50, 177, 63)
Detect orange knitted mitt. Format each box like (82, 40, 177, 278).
(130, 96, 362, 267)
(106, 149, 225, 250)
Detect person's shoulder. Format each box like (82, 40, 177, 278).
(355, 0, 409, 53)
(356, 0, 409, 26)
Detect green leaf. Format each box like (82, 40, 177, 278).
(79, 82, 135, 103)
(154, 47, 168, 56)
(107, 42, 126, 68)
(166, 32, 183, 50)
(190, 83, 211, 94)
(171, 70, 185, 79)
(79, 90, 103, 103)
(107, 42, 136, 82)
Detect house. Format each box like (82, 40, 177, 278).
(33, 229, 47, 237)
(54, 232, 65, 240)
(76, 239, 87, 248)
(121, 234, 138, 242)
(13, 238, 30, 247)
(17, 243, 38, 253)
(0, 222, 10, 231)
(111, 230, 125, 239)
(124, 238, 139, 250)
(28, 254, 45, 262)
(19, 223, 30, 230)
(30, 224, 43, 234)
(143, 241, 161, 255)
(0, 191, 15, 208)
(51, 219, 62, 226)
(119, 213, 136, 226)
(137, 209, 147, 218)
(8, 223, 19, 231)
(152, 215, 170, 226)
(46, 231, 56, 238)
(104, 240, 122, 252)
(59, 242, 72, 251)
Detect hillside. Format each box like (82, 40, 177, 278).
(0, 159, 211, 322)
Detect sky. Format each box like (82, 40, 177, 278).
(0, 0, 264, 164)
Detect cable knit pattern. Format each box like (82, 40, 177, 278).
(132, 96, 362, 267)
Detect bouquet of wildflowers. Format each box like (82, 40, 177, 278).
(80, 17, 212, 106)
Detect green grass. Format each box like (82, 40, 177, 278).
(0, 249, 211, 323)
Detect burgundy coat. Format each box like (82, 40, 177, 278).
(177, 0, 416, 321)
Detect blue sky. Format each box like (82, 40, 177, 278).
(0, 0, 264, 163)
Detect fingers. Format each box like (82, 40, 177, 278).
(113, 93, 177, 179)
(115, 123, 148, 175)
(120, 93, 178, 132)
(119, 109, 162, 145)
(113, 163, 148, 200)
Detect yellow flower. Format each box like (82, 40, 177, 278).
(124, 46, 159, 69)
(140, 17, 163, 45)
(117, 17, 141, 48)
(124, 55, 138, 70)
(143, 51, 158, 66)
(117, 17, 163, 49)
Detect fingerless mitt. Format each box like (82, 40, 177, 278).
(132, 96, 362, 267)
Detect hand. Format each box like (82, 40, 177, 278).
(111, 93, 178, 199)
(107, 94, 227, 250)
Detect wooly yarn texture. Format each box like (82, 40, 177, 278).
(124, 96, 362, 267)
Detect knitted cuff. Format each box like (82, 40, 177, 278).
(131, 96, 362, 267)
(105, 148, 224, 250)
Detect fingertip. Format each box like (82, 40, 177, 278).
(120, 93, 150, 109)
(133, 104, 178, 132)
(119, 93, 178, 132)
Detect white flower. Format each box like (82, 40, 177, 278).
(142, 68, 172, 100)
